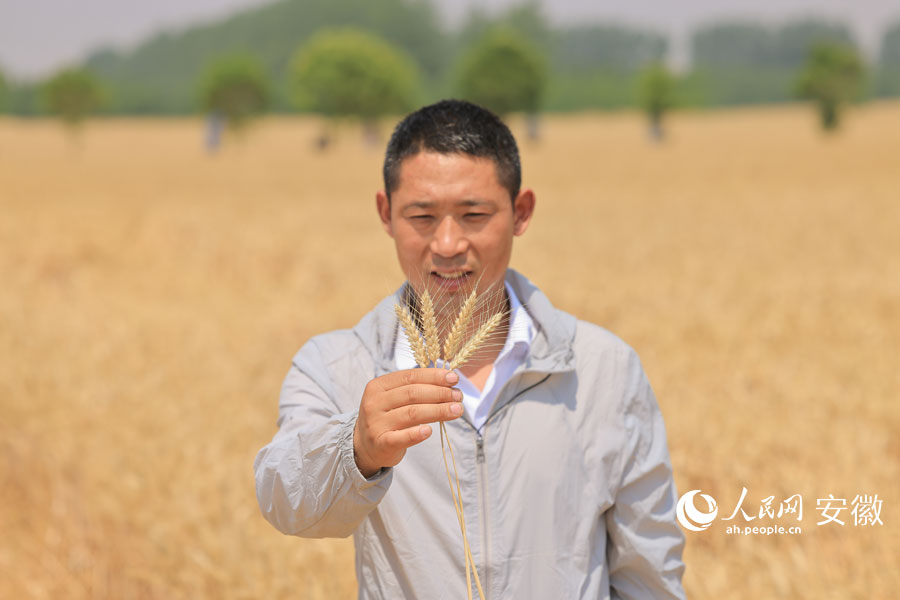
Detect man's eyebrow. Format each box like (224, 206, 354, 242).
(403, 201, 435, 210)
(403, 199, 494, 210)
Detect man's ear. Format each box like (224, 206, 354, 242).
(512, 188, 536, 236)
(375, 190, 394, 238)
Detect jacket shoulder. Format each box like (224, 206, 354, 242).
(295, 328, 364, 363)
(570, 318, 649, 412)
(288, 328, 375, 407)
(572, 318, 640, 366)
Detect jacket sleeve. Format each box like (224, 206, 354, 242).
(253, 338, 392, 538)
(605, 353, 686, 599)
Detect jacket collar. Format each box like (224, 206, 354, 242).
(353, 268, 576, 377)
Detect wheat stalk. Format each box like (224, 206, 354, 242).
(394, 282, 508, 600)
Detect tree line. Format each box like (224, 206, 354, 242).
(0, 0, 897, 132)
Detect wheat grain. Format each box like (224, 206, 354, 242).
(394, 303, 428, 368)
(443, 289, 477, 361)
(421, 289, 441, 365)
(448, 312, 504, 370)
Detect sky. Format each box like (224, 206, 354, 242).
(1, 0, 898, 80)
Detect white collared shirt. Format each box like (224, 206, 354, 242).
(394, 282, 536, 430)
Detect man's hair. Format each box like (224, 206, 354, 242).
(383, 99, 522, 202)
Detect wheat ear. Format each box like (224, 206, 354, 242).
(442, 289, 477, 362)
(421, 289, 440, 365)
(448, 312, 504, 370)
(394, 303, 428, 368)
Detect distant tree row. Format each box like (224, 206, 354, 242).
(14, 31, 864, 148)
(2, 0, 899, 116)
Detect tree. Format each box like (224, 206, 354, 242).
(795, 43, 865, 131)
(636, 62, 676, 141)
(199, 54, 269, 140)
(41, 68, 104, 129)
(289, 28, 419, 144)
(455, 28, 547, 137)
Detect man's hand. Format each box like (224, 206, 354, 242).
(353, 368, 463, 478)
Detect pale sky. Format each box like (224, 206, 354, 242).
(1, 0, 898, 80)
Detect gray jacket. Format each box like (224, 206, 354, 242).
(254, 269, 686, 599)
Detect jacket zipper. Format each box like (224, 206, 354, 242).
(475, 431, 489, 597)
(471, 373, 551, 599)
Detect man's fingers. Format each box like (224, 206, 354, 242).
(385, 401, 464, 430)
(374, 368, 459, 392)
(356, 368, 463, 472)
(384, 383, 461, 410)
(380, 424, 433, 452)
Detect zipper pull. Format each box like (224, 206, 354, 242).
(476, 435, 485, 464)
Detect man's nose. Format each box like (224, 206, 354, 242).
(430, 216, 468, 258)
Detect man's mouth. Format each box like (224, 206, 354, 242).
(432, 271, 469, 279)
(430, 270, 473, 290)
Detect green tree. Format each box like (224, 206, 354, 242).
(795, 43, 865, 131)
(636, 62, 676, 140)
(199, 54, 269, 133)
(456, 28, 547, 137)
(41, 68, 104, 129)
(290, 28, 418, 129)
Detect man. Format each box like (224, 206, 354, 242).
(254, 100, 686, 599)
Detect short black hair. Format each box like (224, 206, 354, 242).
(383, 99, 521, 201)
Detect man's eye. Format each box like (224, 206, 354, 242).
(409, 215, 434, 221)
(465, 213, 488, 219)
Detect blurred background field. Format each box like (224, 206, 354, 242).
(1, 102, 899, 598)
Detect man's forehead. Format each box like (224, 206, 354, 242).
(397, 150, 496, 175)
(394, 151, 500, 187)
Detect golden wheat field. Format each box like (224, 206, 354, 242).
(1, 103, 899, 599)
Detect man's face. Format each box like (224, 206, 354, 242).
(376, 151, 535, 303)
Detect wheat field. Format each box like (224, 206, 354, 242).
(1, 104, 898, 599)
